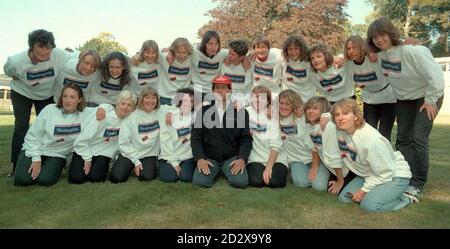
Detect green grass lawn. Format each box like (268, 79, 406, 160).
(0, 114, 449, 228)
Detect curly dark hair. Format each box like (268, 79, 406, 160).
(101, 51, 132, 87)
(282, 35, 309, 62)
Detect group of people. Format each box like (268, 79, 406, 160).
(4, 16, 444, 212)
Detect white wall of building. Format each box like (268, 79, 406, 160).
(435, 57, 450, 115)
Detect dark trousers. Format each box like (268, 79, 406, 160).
(158, 159, 195, 183)
(329, 95, 356, 106)
(109, 154, 157, 183)
(11, 90, 54, 169)
(14, 151, 66, 186)
(395, 96, 443, 189)
(192, 156, 249, 188)
(68, 152, 111, 184)
(247, 162, 288, 188)
(363, 102, 396, 141)
(329, 170, 357, 194)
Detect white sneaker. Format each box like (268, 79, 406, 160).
(405, 186, 423, 199)
(403, 193, 419, 204)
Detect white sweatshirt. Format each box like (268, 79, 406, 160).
(221, 63, 253, 97)
(345, 58, 396, 104)
(252, 48, 284, 95)
(378, 45, 444, 104)
(158, 108, 195, 168)
(246, 106, 287, 166)
(89, 77, 132, 105)
(191, 48, 228, 93)
(118, 108, 161, 166)
(4, 48, 72, 100)
(73, 104, 124, 161)
(54, 58, 102, 103)
(306, 121, 349, 177)
(131, 61, 160, 95)
(336, 123, 412, 192)
(158, 52, 192, 99)
(282, 60, 316, 103)
(280, 115, 313, 165)
(310, 66, 355, 103)
(22, 104, 86, 161)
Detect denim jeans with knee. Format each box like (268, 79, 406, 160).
(192, 156, 249, 188)
(339, 176, 411, 212)
(290, 161, 330, 191)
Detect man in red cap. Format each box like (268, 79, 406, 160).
(191, 75, 252, 188)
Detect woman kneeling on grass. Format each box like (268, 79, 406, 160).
(246, 86, 288, 188)
(332, 98, 417, 212)
(158, 88, 199, 183)
(68, 90, 136, 184)
(110, 87, 161, 183)
(303, 96, 353, 194)
(14, 84, 86, 186)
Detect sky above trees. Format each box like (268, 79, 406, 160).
(0, 0, 372, 73)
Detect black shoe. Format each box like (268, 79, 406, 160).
(7, 170, 15, 178)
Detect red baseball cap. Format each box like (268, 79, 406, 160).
(212, 75, 232, 86)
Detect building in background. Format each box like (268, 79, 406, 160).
(0, 77, 11, 111)
(436, 57, 450, 115)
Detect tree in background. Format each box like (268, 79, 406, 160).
(368, 0, 449, 57)
(345, 22, 368, 38)
(199, 0, 348, 54)
(77, 32, 128, 58)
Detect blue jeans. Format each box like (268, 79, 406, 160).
(395, 96, 443, 190)
(159, 159, 195, 183)
(192, 156, 249, 188)
(290, 161, 330, 191)
(338, 176, 411, 212)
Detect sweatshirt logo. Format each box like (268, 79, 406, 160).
(168, 66, 190, 75)
(224, 73, 245, 83)
(286, 66, 307, 78)
(254, 65, 274, 77)
(177, 127, 192, 138)
(103, 128, 120, 141)
(281, 125, 297, 135)
(198, 61, 219, 70)
(353, 71, 378, 83)
(63, 77, 89, 89)
(249, 120, 267, 133)
(53, 123, 81, 136)
(310, 134, 322, 146)
(338, 139, 357, 161)
(381, 60, 402, 72)
(26, 68, 55, 81)
(320, 74, 343, 87)
(138, 70, 158, 80)
(100, 81, 123, 91)
(177, 127, 191, 144)
(138, 121, 160, 134)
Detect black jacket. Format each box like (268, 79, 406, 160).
(191, 102, 252, 163)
